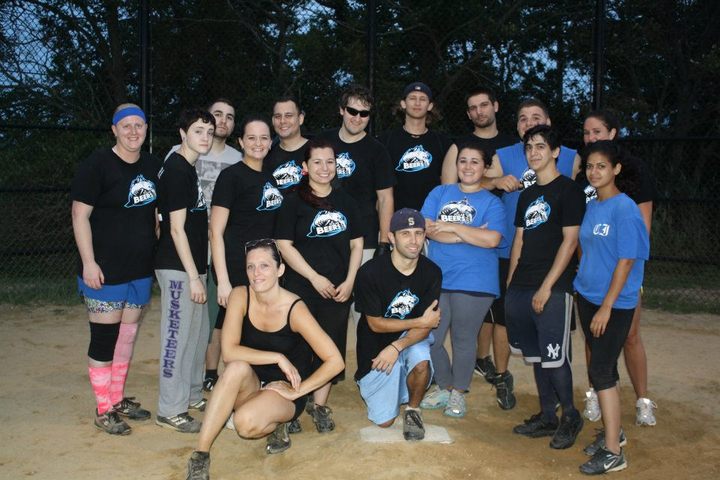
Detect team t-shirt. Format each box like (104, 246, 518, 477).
(497, 142, 577, 257)
(317, 129, 396, 248)
(212, 162, 283, 285)
(378, 128, 452, 211)
(275, 189, 362, 302)
(575, 153, 656, 205)
(574, 193, 649, 308)
(353, 254, 442, 381)
(510, 175, 586, 293)
(264, 141, 309, 191)
(71, 148, 160, 284)
(421, 184, 506, 296)
(154, 152, 209, 273)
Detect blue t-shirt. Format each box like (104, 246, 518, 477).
(421, 184, 506, 296)
(497, 142, 576, 258)
(574, 193, 649, 309)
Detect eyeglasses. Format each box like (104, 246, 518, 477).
(244, 238, 282, 262)
(344, 106, 371, 118)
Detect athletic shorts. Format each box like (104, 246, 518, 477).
(356, 335, 433, 425)
(260, 381, 309, 421)
(505, 287, 572, 368)
(77, 276, 153, 313)
(483, 258, 509, 326)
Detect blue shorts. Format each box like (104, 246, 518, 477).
(356, 335, 433, 425)
(77, 276, 153, 313)
(505, 288, 572, 368)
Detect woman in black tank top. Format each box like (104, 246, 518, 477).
(186, 240, 344, 477)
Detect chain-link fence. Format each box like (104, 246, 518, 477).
(1, 0, 718, 311)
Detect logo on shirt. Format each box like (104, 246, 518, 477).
(336, 152, 356, 178)
(191, 180, 208, 212)
(272, 160, 302, 189)
(584, 184, 597, 203)
(438, 198, 476, 224)
(593, 224, 610, 236)
(307, 210, 347, 237)
(256, 182, 283, 211)
(385, 289, 420, 319)
(124, 174, 157, 208)
(524, 196, 551, 229)
(396, 145, 432, 172)
(520, 168, 537, 190)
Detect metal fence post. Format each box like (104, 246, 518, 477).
(592, 0, 606, 110)
(139, 0, 151, 151)
(367, 0, 376, 136)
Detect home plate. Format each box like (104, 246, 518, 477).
(359, 422, 453, 443)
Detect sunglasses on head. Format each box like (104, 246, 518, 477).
(344, 106, 371, 118)
(244, 238, 282, 261)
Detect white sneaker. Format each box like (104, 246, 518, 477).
(583, 388, 601, 422)
(636, 398, 657, 426)
(420, 386, 450, 410)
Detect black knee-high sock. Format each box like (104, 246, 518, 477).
(533, 363, 559, 423)
(545, 360, 578, 418)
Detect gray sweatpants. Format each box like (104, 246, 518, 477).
(431, 291, 494, 391)
(156, 269, 209, 417)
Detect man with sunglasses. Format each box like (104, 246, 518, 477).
(318, 84, 396, 261)
(379, 82, 452, 212)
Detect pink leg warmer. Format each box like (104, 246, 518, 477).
(109, 323, 139, 405)
(88, 365, 113, 414)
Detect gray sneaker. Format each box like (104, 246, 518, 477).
(579, 447, 627, 475)
(288, 418, 302, 434)
(444, 390, 466, 418)
(95, 410, 132, 435)
(636, 398, 657, 426)
(186, 451, 210, 480)
(403, 409, 425, 441)
(583, 428, 627, 456)
(310, 404, 335, 433)
(156, 412, 202, 433)
(188, 398, 207, 412)
(266, 422, 291, 454)
(113, 397, 151, 421)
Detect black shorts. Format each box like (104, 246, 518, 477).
(483, 258, 509, 326)
(304, 298, 351, 383)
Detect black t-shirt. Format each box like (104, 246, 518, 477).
(575, 153, 657, 205)
(511, 175, 586, 293)
(155, 152, 209, 273)
(452, 132, 517, 161)
(264, 142, 310, 191)
(353, 254, 442, 381)
(71, 148, 161, 284)
(212, 162, 283, 285)
(317, 129, 396, 248)
(378, 127, 453, 211)
(275, 189, 362, 302)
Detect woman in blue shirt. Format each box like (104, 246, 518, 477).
(419, 140, 506, 418)
(574, 141, 649, 475)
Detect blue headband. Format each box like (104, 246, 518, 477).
(112, 106, 146, 125)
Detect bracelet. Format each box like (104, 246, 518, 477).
(390, 343, 401, 353)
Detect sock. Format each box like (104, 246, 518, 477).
(89, 365, 113, 414)
(545, 360, 578, 418)
(205, 369, 218, 380)
(109, 323, 138, 405)
(533, 363, 559, 423)
(406, 406, 420, 412)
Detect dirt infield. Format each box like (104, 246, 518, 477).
(0, 302, 718, 479)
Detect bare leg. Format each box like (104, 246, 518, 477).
(477, 322, 493, 358)
(313, 383, 332, 406)
(623, 297, 648, 399)
(407, 360, 431, 408)
(233, 390, 295, 438)
(598, 385, 622, 454)
(493, 325, 511, 374)
(204, 328, 222, 371)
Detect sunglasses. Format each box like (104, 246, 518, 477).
(244, 238, 282, 262)
(344, 106, 371, 118)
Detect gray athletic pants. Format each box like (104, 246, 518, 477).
(156, 269, 209, 417)
(431, 291, 494, 391)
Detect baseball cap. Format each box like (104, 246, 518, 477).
(403, 82, 432, 101)
(390, 208, 426, 232)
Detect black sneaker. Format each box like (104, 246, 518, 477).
(474, 356, 498, 384)
(583, 428, 628, 456)
(310, 404, 335, 433)
(550, 411, 584, 449)
(95, 410, 132, 435)
(494, 371, 516, 410)
(186, 451, 210, 480)
(579, 447, 627, 475)
(156, 412, 202, 433)
(202, 376, 217, 392)
(288, 418, 302, 434)
(512, 412, 558, 438)
(113, 397, 151, 421)
(403, 409, 425, 441)
(266, 422, 291, 454)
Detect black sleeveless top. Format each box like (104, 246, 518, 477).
(239, 287, 312, 383)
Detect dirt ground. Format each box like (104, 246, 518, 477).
(0, 302, 718, 480)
